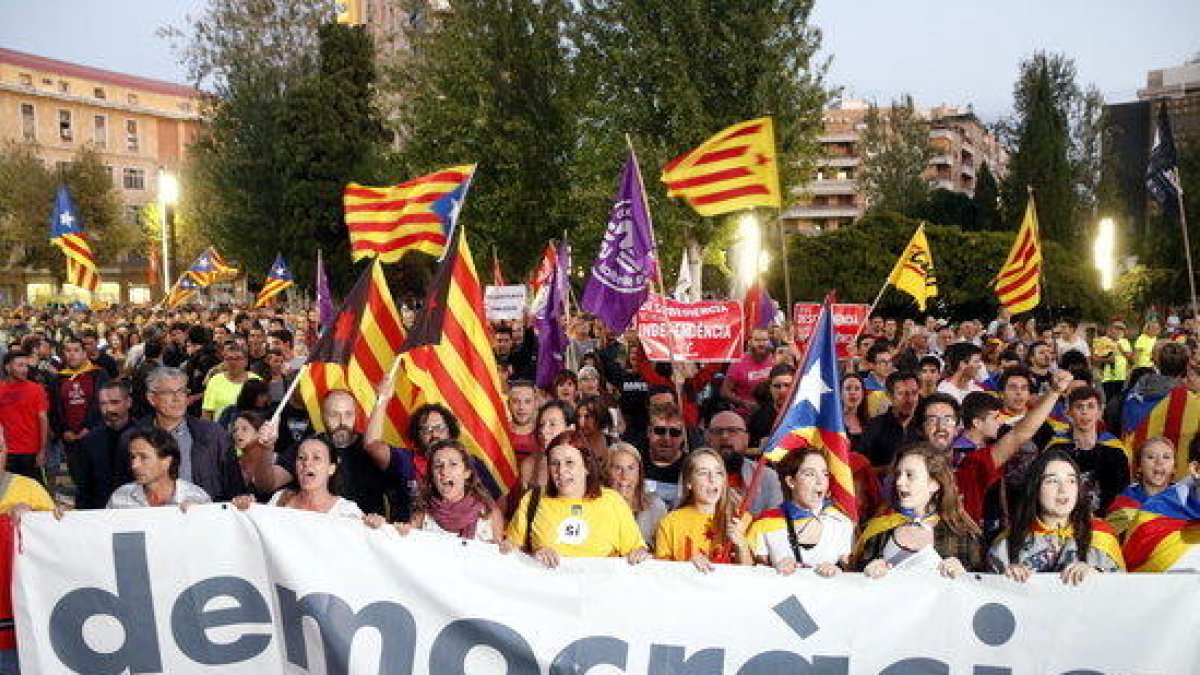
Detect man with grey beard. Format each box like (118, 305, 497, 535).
(253, 390, 399, 517)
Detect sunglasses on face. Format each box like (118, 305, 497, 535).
(651, 426, 684, 438)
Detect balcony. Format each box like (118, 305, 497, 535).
(819, 131, 859, 144)
(798, 179, 858, 196)
(929, 128, 954, 141)
(783, 204, 864, 220)
(929, 154, 952, 166)
(820, 156, 861, 168)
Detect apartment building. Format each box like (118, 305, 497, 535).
(0, 47, 204, 304)
(783, 99, 1009, 234)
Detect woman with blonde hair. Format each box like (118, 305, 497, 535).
(604, 442, 667, 545)
(653, 448, 752, 572)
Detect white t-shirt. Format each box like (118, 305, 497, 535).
(267, 490, 364, 519)
(750, 509, 854, 567)
(937, 378, 984, 404)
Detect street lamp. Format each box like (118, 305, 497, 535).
(158, 170, 179, 295)
(1094, 217, 1115, 291)
(736, 212, 762, 293)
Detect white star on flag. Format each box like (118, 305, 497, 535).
(59, 212, 75, 227)
(794, 358, 831, 410)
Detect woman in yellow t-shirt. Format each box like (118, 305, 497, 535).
(653, 448, 752, 571)
(505, 431, 649, 568)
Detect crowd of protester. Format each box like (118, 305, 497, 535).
(1, 303, 1198, 594)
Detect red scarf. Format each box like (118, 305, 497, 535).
(428, 494, 485, 539)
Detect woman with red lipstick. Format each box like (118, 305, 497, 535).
(505, 431, 649, 568)
(405, 439, 504, 542)
(653, 448, 752, 571)
(990, 450, 1125, 584)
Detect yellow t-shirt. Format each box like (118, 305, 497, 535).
(0, 474, 55, 512)
(654, 505, 719, 561)
(1133, 334, 1157, 369)
(506, 487, 646, 558)
(201, 372, 262, 416)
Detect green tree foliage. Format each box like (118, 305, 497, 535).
(0, 142, 134, 275)
(570, 0, 831, 282)
(859, 95, 934, 217)
(972, 161, 1002, 231)
(910, 189, 977, 229)
(777, 211, 1112, 321)
(385, 0, 578, 280)
(1000, 52, 1103, 246)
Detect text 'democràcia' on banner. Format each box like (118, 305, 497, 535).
(14, 505, 1200, 675)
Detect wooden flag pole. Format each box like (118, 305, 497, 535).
(1176, 189, 1200, 322)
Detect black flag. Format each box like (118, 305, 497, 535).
(1146, 104, 1182, 209)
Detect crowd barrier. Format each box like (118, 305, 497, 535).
(15, 505, 1200, 674)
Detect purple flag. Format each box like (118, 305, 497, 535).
(581, 150, 657, 333)
(535, 241, 569, 390)
(316, 249, 335, 333)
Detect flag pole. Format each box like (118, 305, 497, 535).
(270, 363, 308, 427)
(625, 135, 687, 424)
(1176, 189, 1199, 322)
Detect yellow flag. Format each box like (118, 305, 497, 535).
(335, 0, 362, 25)
(887, 224, 938, 310)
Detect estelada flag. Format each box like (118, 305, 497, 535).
(1123, 479, 1200, 572)
(887, 223, 938, 311)
(49, 185, 99, 292)
(1122, 384, 1200, 479)
(164, 274, 200, 309)
(345, 165, 475, 263)
(661, 118, 782, 216)
(253, 254, 295, 308)
(994, 194, 1042, 314)
(760, 295, 857, 521)
(398, 226, 519, 493)
(297, 259, 410, 447)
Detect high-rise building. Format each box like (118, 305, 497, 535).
(0, 47, 204, 304)
(783, 99, 1009, 234)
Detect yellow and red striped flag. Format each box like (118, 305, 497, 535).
(661, 117, 782, 216)
(994, 194, 1042, 314)
(253, 254, 295, 308)
(297, 259, 411, 447)
(398, 227, 519, 493)
(49, 185, 100, 292)
(345, 165, 475, 263)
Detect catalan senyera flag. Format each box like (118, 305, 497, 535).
(164, 274, 200, 309)
(994, 195, 1042, 314)
(398, 227, 519, 493)
(253, 254, 295, 308)
(49, 185, 99, 292)
(887, 224, 938, 311)
(345, 165, 476, 263)
(1122, 384, 1200, 478)
(1122, 479, 1200, 572)
(297, 259, 411, 447)
(661, 117, 782, 216)
(760, 297, 857, 521)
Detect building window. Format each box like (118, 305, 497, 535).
(93, 87, 106, 100)
(20, 103, 36, 141)
(103, 165, 114, 184)
(123, 168, 146, 191)
(59, 110, 73, 142)
(59, 81, 70, 94)
(93, 115, 107, 148)
(124, 204, 142, 224)
(127, 93, 139, 105)
(125, 119, 139, 152)
(19, 73, 32, 87)
(41, 77, 52, 86)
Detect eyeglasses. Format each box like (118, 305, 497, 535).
(708, 426, 745, 436)
(419, 423, 448, 435)
(924, 415, 958, 427)
(651, 426, 684, 438)
(150, 388, 187, 398)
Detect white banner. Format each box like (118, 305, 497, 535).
(15, 505, 1200, 674)
(484, 285, 528, 320)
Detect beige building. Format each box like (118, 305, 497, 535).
(0, 47, 204, 305)
(784, 99, 1009, 234)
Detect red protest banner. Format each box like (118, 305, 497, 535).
(636, 294, 744, 362)
(793, 303, 870, 359)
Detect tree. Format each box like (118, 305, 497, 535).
(859, 95, 934, 217)
(0, 142, 135, 275)
(911, 188, 977, 229)
(972, 161, 1002, 231)
(384, 0, 579, 279)
(571, 0, 831, 289)
(999, 52, 1102, 246)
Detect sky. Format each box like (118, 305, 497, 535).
(1, 0, 1197, 123)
